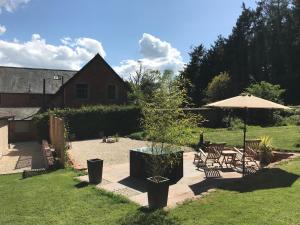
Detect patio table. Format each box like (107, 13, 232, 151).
(221, 150, 237, 167)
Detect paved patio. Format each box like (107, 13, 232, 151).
(76, 152, 244, 208)
(0, 142, 44, 174)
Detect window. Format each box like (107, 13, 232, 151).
(76, 84, 89, 99)
(107, 85, 117, 100)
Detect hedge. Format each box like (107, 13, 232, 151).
(33, 105, 142, 141)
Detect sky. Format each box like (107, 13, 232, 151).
(0, 0, 257, 79)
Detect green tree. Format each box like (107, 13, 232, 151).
(245, 81, 285, 103)
(141, 75, 200, 178)
(205, 72, 232, 102)
(128, 64, 160, 105)
(181, 0, 300, 105)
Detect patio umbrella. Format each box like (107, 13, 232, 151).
(205, 93, 291, 176)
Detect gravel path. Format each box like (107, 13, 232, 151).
(69, 138, 149, 168)
(69, 138, 193, 168)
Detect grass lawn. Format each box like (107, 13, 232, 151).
(201, 125, 300, 151)
(129, 125, 300, 151)
(0, 158, 299, 225)
(0, 170, 138, 225)
(171, 157, 300, 225)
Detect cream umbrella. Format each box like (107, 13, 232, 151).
(205, 93, 291, 176)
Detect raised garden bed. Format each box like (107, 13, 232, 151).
(130, 147, 183, 183)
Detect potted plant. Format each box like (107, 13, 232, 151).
(141, 73, 200, 209)
(259, 136, 274, 166)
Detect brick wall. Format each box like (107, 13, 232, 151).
(0, 93, 52, 107)
(50, 55, 128, 108)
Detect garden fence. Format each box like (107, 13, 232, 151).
(49, 115, 66, 167)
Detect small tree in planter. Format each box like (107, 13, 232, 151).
(141, 73, 200, 209)
(259, 136, 274, 166)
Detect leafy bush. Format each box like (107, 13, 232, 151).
(222, 116, 244, 130)
(259, 136, 274, 165)
(205, 72, 232, 102)
(33, 105, 141, 141)
(275, 114, 300, 126)
(127, 131, 147, 140)
(245, 81, 285, 103)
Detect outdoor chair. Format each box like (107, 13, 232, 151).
(233, 147, 260, 174)
(245, 139, 261, 166)
(195, 146, 222, 169)
(194, 142, 225, 163)
(210, 143, 226, 154)
(233, 146, 259, 168)
(232, 147, 244, 166)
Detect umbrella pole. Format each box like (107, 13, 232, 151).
(242, 108, 248, 177)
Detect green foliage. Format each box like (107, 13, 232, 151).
(259, 136, 274, 165)
(222, 116, 244, 130)
(205, 72, 232, 102)
(128, 65, 161, 105)
(245, 81, 285, 103)
(33, 105, 141, 141)
(127, 131, 147, 140)
(141, 75, 201, 178)
(275, 114, 300, 126)
(181, 0, 300, 105)
(119, 210, 181, 225)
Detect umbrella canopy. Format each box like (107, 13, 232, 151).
(205, 94, 291, 176)
(206, 94, 290, 110)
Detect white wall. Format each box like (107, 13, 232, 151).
(0, 119, 8, 156)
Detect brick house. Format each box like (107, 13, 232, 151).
(49, 53, 128, 108)
(0, 53, 130, 141)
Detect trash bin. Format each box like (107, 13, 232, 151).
(87, 158, 103, 184)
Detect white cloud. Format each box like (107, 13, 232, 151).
(0, 34, 106, 70)
(114, 33, 185, 79)
(0, 0, 30, 13)
(0, 24, 6, 35)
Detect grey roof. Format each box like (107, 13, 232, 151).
(0, 107, 41, 120)
(0, 111, 14, 119)
(0, 66, 77, 94)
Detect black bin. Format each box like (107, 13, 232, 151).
(87, 159, 103, 184)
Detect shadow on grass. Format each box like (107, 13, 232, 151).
(119, 209, 181, 225)
(220, 168, 299, 192)
(74, 181, 89, 189)
(189, 167, 299, 195)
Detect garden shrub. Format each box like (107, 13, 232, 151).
(127, 131, 147, 140)
(33, 105, 141, 141)
(222, 116, 244, 130)
(259, 136, 274, 165)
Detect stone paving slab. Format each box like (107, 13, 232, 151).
(74, 150, 299, 208)
(76, 152, 245, 208)
(0, 142, 44, 174)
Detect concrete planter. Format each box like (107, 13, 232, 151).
(130, 148, 183, 183)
